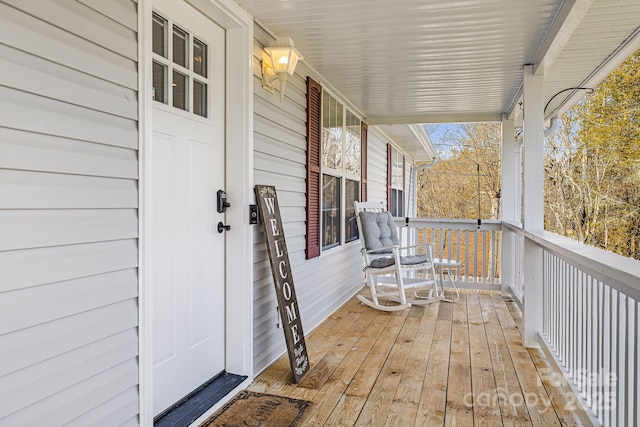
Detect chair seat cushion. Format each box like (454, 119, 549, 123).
(370, 254, 428, 269)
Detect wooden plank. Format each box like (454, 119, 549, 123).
(527, 348, 583, 426)
(493, 296, 562, 426)
(300, 309, 392, 425)
(269, 298, 366, 397)
(466, 293, 503, 425)
(250, 292, 579, 426)
(416, 301, 453, 426)
(386, 401, 419, 427)
(444, 295, 474, 426)
(354, 315, 421, 425)
(478, 294, 533, 426)
(346, 309, 410, 398)
(323, 394, 367, 426)
(393, 303, 440, 405)
(298, 305, 378, 390)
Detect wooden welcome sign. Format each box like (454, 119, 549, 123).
(255, 185, 310, 383)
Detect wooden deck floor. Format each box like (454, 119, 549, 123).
(248, 289, 583, 426)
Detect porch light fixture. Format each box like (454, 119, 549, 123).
(262, 36, 303, 102)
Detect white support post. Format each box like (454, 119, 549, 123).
(522, 65, 545, 348)
(500, 115, 515, 296)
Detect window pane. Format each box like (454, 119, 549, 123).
(322, 93, 343, 170)
(173, 25, 188, 68)
(193, 80, 207, 117)
(193, 37, 207, 77)
(392, 148, 403, 189)
(152, 61, 167, 103)
(345, 110, 361, 176)
(152, 13, 167, 57)
(322, 175, 341, 249)
(391, 189, 404, 217)
(391, 189, 398, 216)
(172, 70, 188, 110)
(345, 179, 360, 242)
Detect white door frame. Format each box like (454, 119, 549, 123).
(138, 0, 254, 424)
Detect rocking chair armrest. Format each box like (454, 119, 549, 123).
(396, 243, 433, 251)
(362, 245, 399, 254)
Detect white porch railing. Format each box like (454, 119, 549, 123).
(524, 230, 640, 427)
(394, 218, 502, 290)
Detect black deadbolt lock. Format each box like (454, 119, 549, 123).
(217, 190, 230, 213)
(217, 222, 231, 233)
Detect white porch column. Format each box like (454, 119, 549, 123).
(500, 115, 515, 296)
(522, 65, 545, 348)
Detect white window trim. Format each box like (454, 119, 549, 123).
(320, 90, 362, 253)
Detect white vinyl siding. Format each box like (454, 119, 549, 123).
(0, 1, 139, 425)
(366, 128, 391, 206)
(251, 25, 363, 374)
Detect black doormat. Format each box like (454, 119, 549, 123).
(199, 390, 310, 427)
(155, 372, 247, 427)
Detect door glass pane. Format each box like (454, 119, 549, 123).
(152, 61, 167, 103)
(152, 13, 167, 57)
(173, 25, 188, 68)
(322, 174, 341, 249)
(173, 70, 188, 110)
(193, 37, 207, 78)
(193, 80, 207, 117)
(345, 179, 360, 242)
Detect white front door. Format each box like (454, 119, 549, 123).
(151, 0, 226, 416)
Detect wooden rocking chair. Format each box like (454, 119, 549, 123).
(354, 201, 443, 311)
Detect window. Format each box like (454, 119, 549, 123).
(388, 146, 405, 217)
(306, 78, 368, 258)
(152, 12, 209, 118)
(320, 92, 362, 250)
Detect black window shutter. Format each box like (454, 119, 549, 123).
(306, 77, 322, 259)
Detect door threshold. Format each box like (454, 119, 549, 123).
(154, 372, 247, 427)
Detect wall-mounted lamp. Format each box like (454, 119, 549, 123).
(262, 36, 303, 102)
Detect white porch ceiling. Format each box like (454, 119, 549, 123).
(237, 0, 639, 119)
(235, 0, 640, 156)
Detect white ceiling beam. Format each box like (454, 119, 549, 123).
(532, 0, 595, 76)
(367, 113, 502, 126)
(507, 86, 523, 120)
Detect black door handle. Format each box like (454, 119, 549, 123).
(217, 222, 231, 233)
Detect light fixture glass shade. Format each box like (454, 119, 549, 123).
(264, 36, 303, 76)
